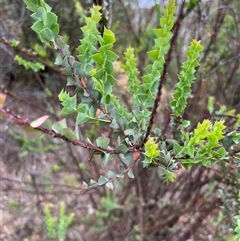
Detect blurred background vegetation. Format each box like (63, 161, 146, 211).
(1, 0, 240, 240)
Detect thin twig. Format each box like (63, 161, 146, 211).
(118, 0, 140, 45)
(0, 86, 59, 120)
(0, 37, 62, 74)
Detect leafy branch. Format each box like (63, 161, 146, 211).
(0, 108, 117, 154)
(0, 0, 238, 187)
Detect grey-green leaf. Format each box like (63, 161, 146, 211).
(101, 153, 111, 166)
(107, 170, 116, 179)
(23, 0, 38, 12)
(52, 119, 67, 133)
(98, 175, 109, 185)
(119, 152, 133, 166)
(96, 136, 110, 149)
(31, 21, 44, 34)
(116, 144, 128, 154)
(39, 28, 54, 42)
(60, 128, 78, 141)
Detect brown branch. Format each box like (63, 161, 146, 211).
(0, 107, 117, 154)
(1, 187, 80, 195)
(136, 165, 145, 241)
(142, 1, 186, 145)
(1, 176, 82, 190)
(0, 37, 62, 74)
